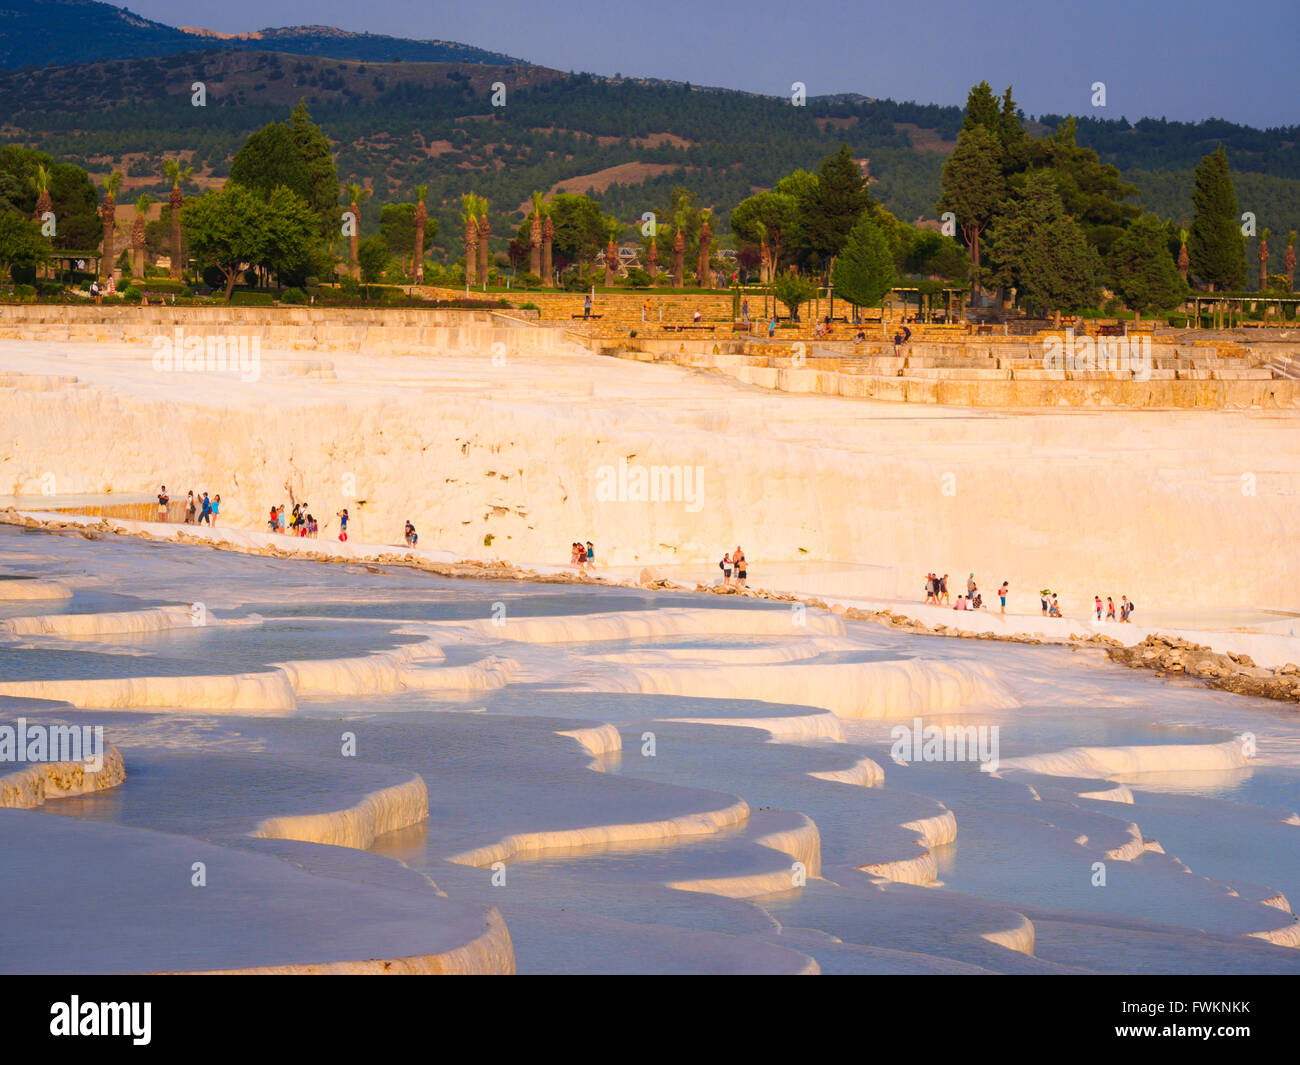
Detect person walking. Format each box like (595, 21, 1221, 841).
(940, 574, 950, 606)
(924, 573, 935, 605)
(210, 494, 220, 527)
(1106, 596, 1116, 621)
(199, 492, 212, 525)
(584, 542, 596, 572)
(998, 581, 1008, 615)
(157, 486, 169, 523)
(1094, 595, 1103, 620)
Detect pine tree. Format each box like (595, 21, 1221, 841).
(938, 125, 1004, 302)
(1108, 214, 1187, 315)
(831, 217, 895, 312)
(801, 144, 872, 270)
(1188, 146, 1245, 291)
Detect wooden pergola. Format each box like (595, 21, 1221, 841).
(1189, 293, 1300, 328)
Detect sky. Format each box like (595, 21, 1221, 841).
(119, 0, 1299, 129)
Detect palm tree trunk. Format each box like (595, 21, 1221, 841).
(542, 216, 554, 287)
(349, 200, 361, 280)
(477, 215, 491, 287)
(413, 206, 426, 284)
(465, 219, 478, 286)
(100, 200, 116, 281)
(169, 186, 184, 280)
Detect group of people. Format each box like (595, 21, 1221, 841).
(157, 486, 219, 525)
(892, 325, 912, 354)
(719, 547, 748, 587)
(1093, 595, 1137, 623)
(924, 572, 1009, 615)
(569, 541, 596, 571)
(404, 521, 419, 547)
(266, 502, 324, 538)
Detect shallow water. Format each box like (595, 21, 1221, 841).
(4, 524, 1300, 974)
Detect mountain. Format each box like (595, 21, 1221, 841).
(0, 0, 522, 69)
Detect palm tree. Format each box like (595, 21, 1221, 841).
(541, 208, 554, 287)
(131, 193, 154, 278)
(1177, 227, 1189, 283)
(99, 172, 123, 281)
(162, 159, 195, 280)
(413, 185, 428, 284)
(477, 202, 491, 288)
(603, 222, 619, 287)
(697, 208, 713, 287)
(1285, 232, 1296, 293)
(1258, 228, 1271, 293)
(528, 191, 544, 278)
(648, 237, 658, 279)
(672, 212, 686, 289)
(343, 183, 370, 280)
(31, 165, 52, 277)
(32, 164, 52, 222)
(461, 193, 480, 286)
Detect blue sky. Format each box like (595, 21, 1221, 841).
(122, 0, 1299, 128)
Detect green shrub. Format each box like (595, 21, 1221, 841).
(518, 272, 542, 288)
(518, 301, 539, 312)
(122, 285, 141, 301)
(229, 290, 275, 306)
(280, 287, 307, 304)
(13, 283, 36, 301)
(181, 286, 194, 298)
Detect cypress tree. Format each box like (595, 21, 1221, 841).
(1188, 146, 1246, 291)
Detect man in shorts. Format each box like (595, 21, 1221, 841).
(157, 486, 169, 522)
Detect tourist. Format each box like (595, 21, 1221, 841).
(1106, 596, 1116, 621)
(741, 298, 750, 325)
(940, 573, 950, 606)
(199, 492, 212, 525)
(768, 317, 776, 338)
(901, 324, 912, 346)
(1049, 594, 1062, 618)
(1094, 595, 1103, 620)
(998, 581, 1008, 615)
(967, 573, 977, 598)
(924, 573, 935, 605)
(583, 293, 592, 319)
(336, 508, 349, 541)
(267, 506, 278, 533)
(721, 552, 733, 586)
(855, 327, 866, 342)
(1121, 595, 1134, 623)
(693, 309, 702, 324)
(733, 547, 747, 588)
(892, 330, 902, 354)
(157, 486, 169, 523)
(307, 513, 317, 537)
(184, 491, 196, 524)
(1040, 589, 1051, 616)
(210, 494, 220, 527)
(90, 279, 101, 304)
(584, 541, 595, 572)
(404, 521, 418, 547)
(955, 593, 967, 611)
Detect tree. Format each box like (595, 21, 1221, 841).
(1177, 227, 1190, 281)
(99, 171, 122, 280)
(772, 272, 817, 321)
(1285, 231, 1297, 293)
(230, 122, 312, 206)
(831, 217, 895, 313)
(131, 193, 153, 277)
(542, 208, 554, 287)
(547, 192, 611, 273)
(1188, 146, 1245, 291)
(380, 202, 417, 272)
(801, 144, 872, 271)
(697, 208, 713, 286)
(412, 185, 431, 283)
(0, 211, 46, 283)
(528, 190, 543, 278)
(461, 193, 480, 285)
(182, 182, 312, 300)
(477, 203, 491, 287)
(1108, 213, 1187, 315)
(46, 163, 99, 252)
(1028, 117, 1138, 258)
(730, 191, 800, 281)
(985, 170, 1101, 315)
(287, 100, 340, 236)
(1258, 228, 1270, 293)
(357, 234, 390, 289)
(938, 125, 1004, 302)
(342, 182, 370, 280)
(161, 159, 194, 279)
